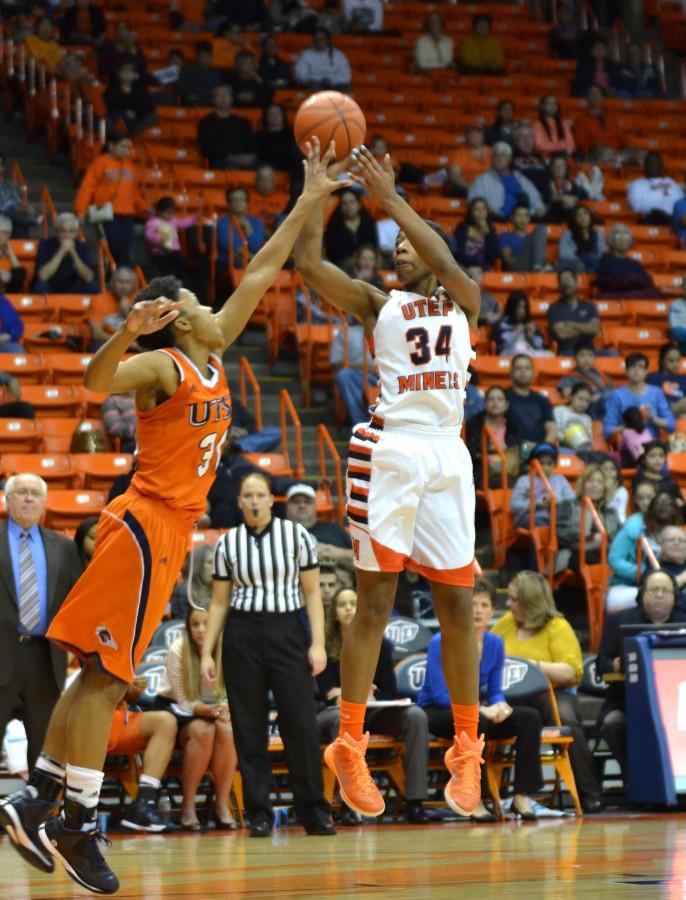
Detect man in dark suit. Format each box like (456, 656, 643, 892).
(0, 473, 82, 769)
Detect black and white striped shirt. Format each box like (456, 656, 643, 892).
(213, 516, 319, 613)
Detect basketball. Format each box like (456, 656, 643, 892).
(294, 91, 366, 159)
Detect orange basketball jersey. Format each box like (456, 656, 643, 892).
(131, 348, 231, 527)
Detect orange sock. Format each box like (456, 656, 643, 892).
(339, 699, 366, 742)
(451, 703, 479, 742)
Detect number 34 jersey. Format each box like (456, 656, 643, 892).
(131, 347, 231, 528)
(371, 288, 476, 430)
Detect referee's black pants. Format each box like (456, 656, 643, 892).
(223, 610, 329, 827)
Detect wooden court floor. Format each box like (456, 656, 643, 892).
(2, 814, 686, 899)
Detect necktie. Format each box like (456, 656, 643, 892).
(18, 531, 41, 633)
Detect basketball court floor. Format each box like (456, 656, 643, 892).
(2, 814, 685, 899)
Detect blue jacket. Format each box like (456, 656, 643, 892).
(0, 294, 24, 342)
(216, 214, 265, 270)
(418, 631, 505, 708)
(608, 512, 649, 586)
(603, 384, 675, 440)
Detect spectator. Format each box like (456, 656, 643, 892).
(604, 351, 675, 441)
(198, 85, 257, 170)
(647, 343, 686, 419)
(549, 3, 582, 59)
(318, 0, 347, 34)
(596, 224, 661, 299)
(672, 195, 686, 246)
(0, 156, 40, 238)
(414, 14, 454, 73)
(554, 383, 593, 452)
(286, 483, 354, 571)
(511, 122, 550, 197)
(250, 164, 287, 238)
(319, 563, 339, 616)
(317, 588, 431, 824)
(556, 463, 620, 570)
(469, 142, 545, 222)
(157, 606, 238, 831)
(175, 41, 223, 107)
(533, 95, 575, 158)
(546, 268, 600, 356)
(510, 443, 575, 529)
(0, 292, 25, 353)
(212, 0, 269, 30)
(343, 0, 383, 33)
(101, 392, 136, 454)
(600, 455, 630, 525)
(0, 372, 34, 419)
(73, 516, 99, 568)
(293, 28, 351, 90)
(657, 528, 686, 609)
(440, 125, 491, 194)
(468, 264, 501, 327)
(572, 36, 620, 97)
(492, 570, 602, 812)
(0, 216, 26, 293)
(542, 157, 588, 224)
(632, 440, 682, 503)
(597, 568, 686, 783)
(24, 16, 65, 74)
(211, 22, 254, 70)
(258, 34, 290, 90)
(151, 49, 185, 96)
(420, 580, 546, 820)
(558, 338, 613, 419)
(557, 205, 605, 273)
(458, 14, 505, 75)
(144, 197, 196, 278)
(228, 50, 272, 108)
(269, 0, 319, 33)
(32, 212, 98, 294)
(627, 153, 684, 225)
(217, 187, 265, 271)
(668, 278, 686, 348)
(497, 204, 548, 272)
(466, 385, 522, 488)
(484, 99, 516, 147)
(170, 544, 214, 622)
(607, 490, 681, 612)
(505, 354, 557, 444)
(87, 266, 138, 350)
(60, 0, 106, 46)
(256, 103, 300, 175)
(330, 315, 378, 426)
(104, 60, 157, 137)
(325, 190, 378, 269)
(99, 21, 148, 82)
(491, 290, 545, 357)
(0, 474, 82, 768)
(453, 197, 499, 271)
(616, 41, 664, 99)
(573, 86, 634, 165)
(346, 244, 385, 291)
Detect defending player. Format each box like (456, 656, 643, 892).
(294, 146, 483, 819)
(0, 141, 344, 895)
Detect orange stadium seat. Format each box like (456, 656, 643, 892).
(22, 322, 82, 352)
(554, 453, 586, 487)
(482, 273, 530, 304)
(6, 294, 50, 321)
(37, 418, 103, 453)
(48, 294, 94, 323)
(602, 326, 667, 354)
(471, 356, 512, 388)
(42, 353, 94, 385)
(595, 356, 627, 384)
(18, 384, 80, 417)
(0, 418, 42, 453)
(73, 386, 110, 418)
(533, 357, 577, 386)
(43, 489, 106, 530)
(653, 274, 684, 296)
(594, 300, 625, 322)
(0, 452, 76, 487)
(71, 453, 134, 490)
(623, 300, 670, 327)
(0, 354, 47, 384)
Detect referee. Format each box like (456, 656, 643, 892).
(201, 471, 335, 837)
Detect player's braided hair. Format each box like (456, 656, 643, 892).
(134, 276, 183, 351)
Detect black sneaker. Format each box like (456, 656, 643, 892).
(120, 801, 176, 833)
(0, 789, 55, 873)
(38, 816, 119, 895)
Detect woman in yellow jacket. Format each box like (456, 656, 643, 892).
(74, 131, 148, 267)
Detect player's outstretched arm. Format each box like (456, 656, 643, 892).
(83, 297, 184, 394)
(350, 146, 481, 326)
(215, 139, 347, 348)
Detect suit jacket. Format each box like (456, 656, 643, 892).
(0, 520, 82, 690)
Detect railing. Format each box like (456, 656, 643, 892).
(40, 186, 57, 238)
(238, 356, 263, 432)
(579, 496, 608, 571)
(280, 388, 304, 479)
(9, 161, 28, 206)
(580, 496, 609, 650)
(636, 534, 660, 580)
(529, 458, 557, 583)
(317, 424, 345, 523)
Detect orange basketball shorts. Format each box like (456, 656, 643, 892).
(107, 706, 146, 755)
(48, 489, 189, 684)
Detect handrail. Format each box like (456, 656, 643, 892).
(529, 458, 556, 583)
(279, 388, 304, 479)
(9, 162, 28, 206)
(39, 186, 57, 238)
(579, 496, 607, 570)
(238, 356, 263, 432)
(481, 423, 508, 493)
(317, 424, 345, 522)
(636, 535, 660, 581)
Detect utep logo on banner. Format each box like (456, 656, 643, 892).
(502, 659, 528, 691)
(385, 620, 420, 645)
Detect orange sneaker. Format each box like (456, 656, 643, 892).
(444, 732, 485, 816)
(324, 733, 385, 818)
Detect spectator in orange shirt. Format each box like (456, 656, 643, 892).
(24, 17, 65, 74)
(444, 125, 492, 194)
(86, 265, 138, 350)
(533, 95, 575, 159)
(99, 21, 148, 82)
(573, 86, 629, 165)
(212, 23, 253, 70)
(249, 165, 287, 238)
(74, 131, 148, 266)
(458, 14, 505, 76)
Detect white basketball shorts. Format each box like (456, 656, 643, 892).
(346, 415, 475, 586)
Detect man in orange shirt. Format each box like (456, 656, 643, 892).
(444, 125, 492, 193)
(573, 86, 632, 165)
(249, 165, 288, 237)
(86, 266, 138, 350)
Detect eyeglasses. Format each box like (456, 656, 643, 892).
(8, 488, 44, 499)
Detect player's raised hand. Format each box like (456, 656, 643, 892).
(124, 297, 184, 336)
(301, 137, 352, 201)
(348, 145, 397, 207)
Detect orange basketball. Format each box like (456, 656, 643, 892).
(294, 91, 366, 159)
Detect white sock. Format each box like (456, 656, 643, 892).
(64, 764, 104, 810)
(139, 774, 160, 791)
(35, 752, 66, 780)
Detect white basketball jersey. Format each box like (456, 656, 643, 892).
(370, 288, 476, 429)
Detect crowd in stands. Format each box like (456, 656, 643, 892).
(2, 0, 686, 829)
